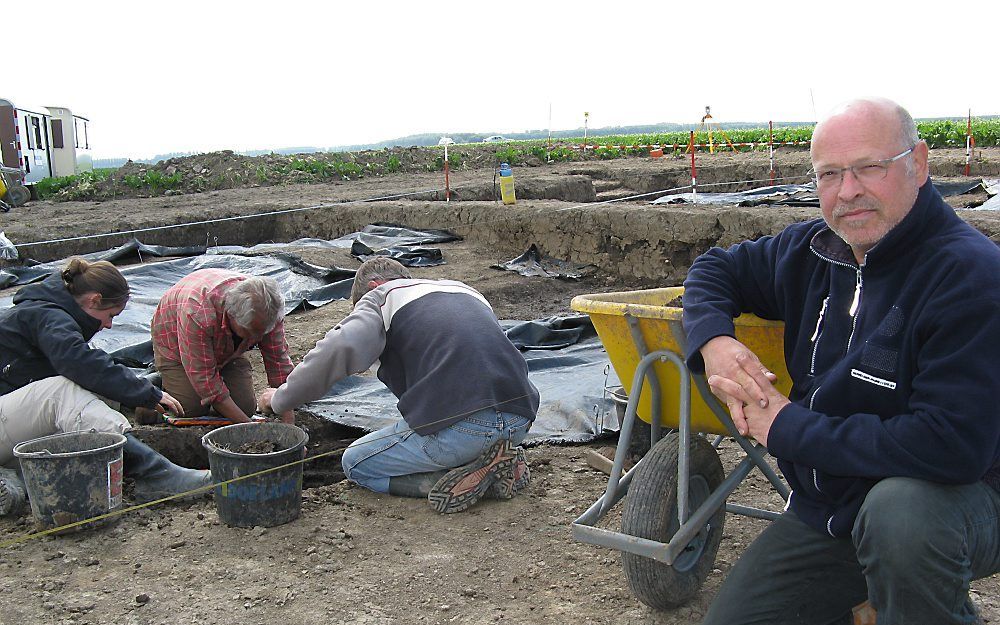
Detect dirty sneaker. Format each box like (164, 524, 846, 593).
(488, 446, 530, 500)
(428, 440, 516, 514)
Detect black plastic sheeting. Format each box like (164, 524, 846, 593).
(932, 179, 989, 197)
(215, 225, 460, 268)
(492, 244, 598, 280)
(0, 253, 356, 368)
(0, 249, 622, 444)
(504, 314, 597, 350)
(0, 239, 208, 289)
(968, 178, 1000, 211)
(301, 321, 621, 445)
(651, 179, 993, 209)
(0, 225, 461, 289)
(653, 184, 818, 207)
(351, 242, 445, 267)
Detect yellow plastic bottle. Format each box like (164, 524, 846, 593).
(498, 162, 516, 205)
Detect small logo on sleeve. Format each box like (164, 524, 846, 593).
(850, 369, 896, 390)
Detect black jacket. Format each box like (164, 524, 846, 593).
(684, 181, 1000, 537)
(0, 272, 161, 408)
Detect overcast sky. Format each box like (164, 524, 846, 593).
(20, 0, 999, 159)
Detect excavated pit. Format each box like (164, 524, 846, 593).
(7, 149, 997, 282)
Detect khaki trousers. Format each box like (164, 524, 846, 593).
(154, 354, 256, 418)
(0, 376, 130, 466)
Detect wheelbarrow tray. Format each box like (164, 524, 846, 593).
(570, 286, 790, 436)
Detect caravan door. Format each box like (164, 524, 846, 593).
(0, 102, 18, 169)
(19, 108, 51, 183)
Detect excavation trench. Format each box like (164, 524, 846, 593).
(7, 154, 1000, 489)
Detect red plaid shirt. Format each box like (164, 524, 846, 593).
(151, 269, 294, 405)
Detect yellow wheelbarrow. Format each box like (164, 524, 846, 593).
(570, 287, 792, 609)
(0, 166, 30, 212)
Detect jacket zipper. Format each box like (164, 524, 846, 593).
(808, 384, 822, 410)
(812, 468, 823, 493)
(809, 296, 830, 375)
(846, 269, 863, 353)
(808, 248, 864, 360)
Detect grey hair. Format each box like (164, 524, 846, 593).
(351, 257, 411, 305)
(223, 276, 285, 331)
(894, 104, 920, 148)
(893, 104, 920, 175)
(822, 97, 919, 149)
(814, 97, 922, 174)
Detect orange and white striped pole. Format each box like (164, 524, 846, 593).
(444, 143, 451, 202)
(769, 121, 776, 184)
(964, 109, 973, 177)
(689, 131, 697, 195)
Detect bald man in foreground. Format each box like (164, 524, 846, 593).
(683, 98, 1000, 624)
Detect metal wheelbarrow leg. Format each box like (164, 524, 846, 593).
(572, 344, 788, 609)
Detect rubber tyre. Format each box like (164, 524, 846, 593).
(621, 431, 725, 610)
(8, 185, 30, 207)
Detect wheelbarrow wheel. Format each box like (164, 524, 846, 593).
(8, 185, 30, 207)
(621, 431, 725, 609)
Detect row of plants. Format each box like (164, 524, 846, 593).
(32, 119, 1000, 200)
(34, 168, 115, 199)
(553, 119, 1000, 150)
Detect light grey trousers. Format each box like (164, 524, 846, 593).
(0, 376, 129, 466)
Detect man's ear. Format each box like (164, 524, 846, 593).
(913, 140, 930, 182)
(367, 280, 381, 292)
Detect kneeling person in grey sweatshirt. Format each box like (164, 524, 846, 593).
(258, 257, 538, 513)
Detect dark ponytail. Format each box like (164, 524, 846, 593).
(62, 257, 130, 309)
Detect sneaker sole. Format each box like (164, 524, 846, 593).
(489, 447, 530, 500)
(428, 441, 516, 514)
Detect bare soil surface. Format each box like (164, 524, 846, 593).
(1, 149, 998, 625)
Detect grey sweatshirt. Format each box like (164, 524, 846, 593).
(271, 279, 538, 435)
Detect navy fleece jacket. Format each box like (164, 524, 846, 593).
(683, 180, 1000, 537)
(0, 272, 162, 408)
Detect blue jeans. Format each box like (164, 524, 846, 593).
(341, 409, 531, 493)
(702, 477, 1000, 625)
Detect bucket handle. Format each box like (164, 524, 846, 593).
(16, 448, 56, 458)
(14, 428, 109, 458)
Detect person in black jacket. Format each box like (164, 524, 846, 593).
(685, 98, 1000, 625)
(0, 258, 213, 518)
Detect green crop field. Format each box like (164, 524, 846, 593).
(553, 119, 1000, 150)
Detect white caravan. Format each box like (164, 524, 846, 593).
(0, 98, 92, 189)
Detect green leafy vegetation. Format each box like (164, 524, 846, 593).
(34, 168, 114, 199)
(493, 146, 522, 165)
(556, 120, 1000, 150)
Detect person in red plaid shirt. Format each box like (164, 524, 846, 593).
(149, 269, 295, 424)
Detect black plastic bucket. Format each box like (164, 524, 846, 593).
(201, 422, 308, 528)
(13, 430, 127, 531)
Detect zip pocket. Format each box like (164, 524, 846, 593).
(809, 296, 830, 375)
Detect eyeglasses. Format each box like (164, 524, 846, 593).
(808, 147, 914, 190)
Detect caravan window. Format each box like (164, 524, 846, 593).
(75, 118, 90, 150)
(30, 116, 43, 149)
(51, 119, 65, 149)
